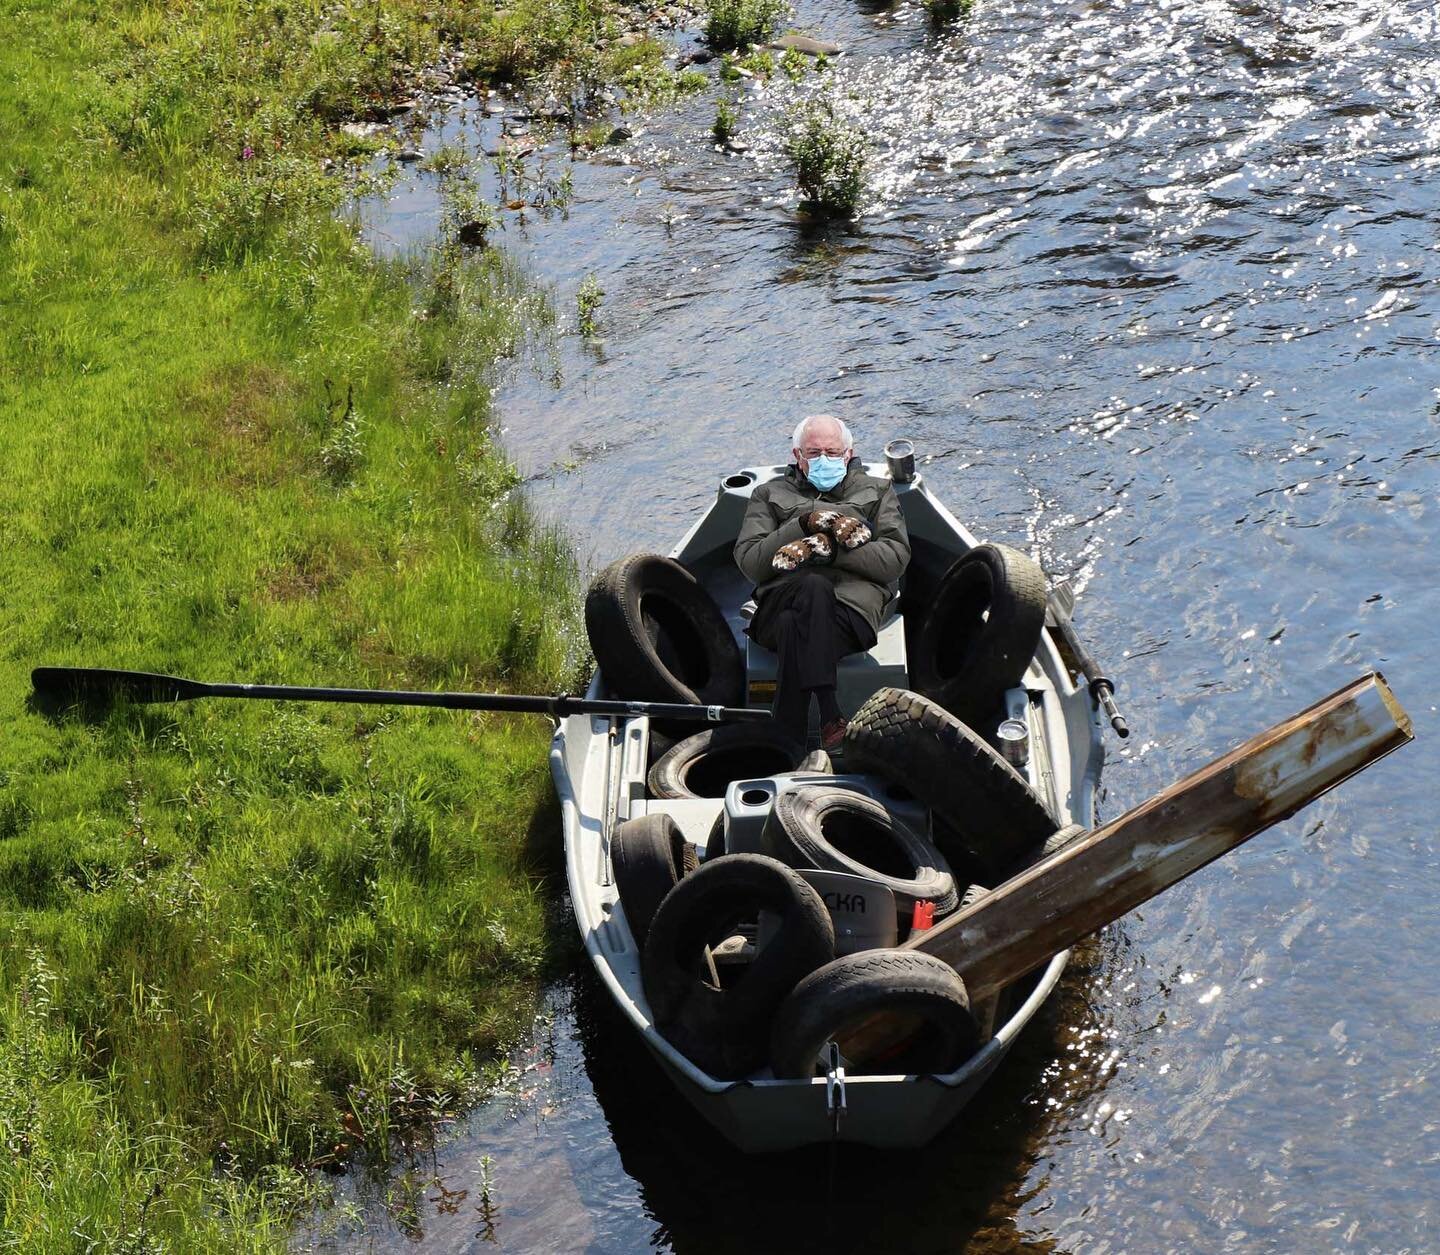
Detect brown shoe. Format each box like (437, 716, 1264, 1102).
(820, 717, 848, 753)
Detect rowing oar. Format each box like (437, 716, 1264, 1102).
(29, 666, 770, 724)
(1045, 579, 1129, 739)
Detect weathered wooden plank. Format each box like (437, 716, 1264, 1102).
(906, 671, 1411, 1005)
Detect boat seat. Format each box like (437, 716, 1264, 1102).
(742, 595, 907, 718)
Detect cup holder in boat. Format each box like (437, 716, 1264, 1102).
(722, 472, 755, 490)
(740, 788, 771, 807)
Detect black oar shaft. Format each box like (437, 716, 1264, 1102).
(205, 683, 765, 722)
(30, 667, 769, 724)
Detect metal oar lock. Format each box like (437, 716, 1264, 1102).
(1045, 579, 1130, 739)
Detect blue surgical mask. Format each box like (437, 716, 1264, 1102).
(805, 455, 848, 491)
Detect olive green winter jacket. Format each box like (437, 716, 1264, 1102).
(733, 463, 911, 634)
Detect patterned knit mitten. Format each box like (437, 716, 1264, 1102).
(772, 532, 836, 571)
(801, 510, 871, 549)
(829, 515, 872, 549)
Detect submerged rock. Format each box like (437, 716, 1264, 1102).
(770, 34, 842, 55)
(362, 98, 419, 122)
(489, 137, 535, 159)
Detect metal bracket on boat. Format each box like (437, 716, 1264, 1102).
(825, 1041, 847, 1137)
(600, 717, 619, 887)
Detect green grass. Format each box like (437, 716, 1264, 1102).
(0, 0, 609, 1246)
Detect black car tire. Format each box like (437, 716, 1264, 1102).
(648, 722, 808, 800)
(770, 950, 981, 1079)
(642, 854, 834, 1079)
(585, 554, 744, 707)
(843, 688, 1058, 875)
(911, 543, 1047, 727)
(611, 813, 694, 948)
(767, 784, 958, 922)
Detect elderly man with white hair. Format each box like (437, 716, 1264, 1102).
(733, 415, 911, 750)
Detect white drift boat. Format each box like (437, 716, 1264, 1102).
(551, 455, 1104, 1152)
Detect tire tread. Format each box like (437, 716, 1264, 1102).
(843, 688, 1058, 873)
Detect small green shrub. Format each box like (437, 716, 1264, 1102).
(781, 46, 807, 81)
(739, 48, 776, 79)
(713, 96, 739, 144)
(421, 142, 471, 176)
(190, 154, 338, 267)
(576, 273, 604, 336)
(605, 34, 667, 78)
(705, 0, 790, 51)
(438, 175, 498, 251)
(783, 97, 870, 218)
(475, 0, 608, 94)
(573, 120, 615, 150)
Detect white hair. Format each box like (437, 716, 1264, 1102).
(791, 414, 854, 451)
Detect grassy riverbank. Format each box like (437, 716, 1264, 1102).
(0, 1, 616, 1246)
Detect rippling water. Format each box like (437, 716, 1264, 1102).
(333, 0, 1440, 1248)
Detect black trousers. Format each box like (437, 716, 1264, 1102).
(747, 571, 876, 737)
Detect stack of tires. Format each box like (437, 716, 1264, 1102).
(610, 817, 986, 1083)
(588, 548, 1067, 1083)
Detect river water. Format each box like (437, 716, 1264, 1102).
(322, 0, 1440, 1248)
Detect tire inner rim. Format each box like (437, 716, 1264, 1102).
(641, 592, 712, 688)
(683, 746, 799, 797)
(817, 808, 916, 880)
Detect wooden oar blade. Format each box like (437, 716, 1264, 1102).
(30, 667, 209, 705)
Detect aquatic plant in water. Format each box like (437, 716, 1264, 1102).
(705, 0, 790, 51)
(782, 97, 870, 218)
(713, 96, 739, 143)
(577, 273, 604, 336)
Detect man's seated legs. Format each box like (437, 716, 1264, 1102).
(747, 572, 874, 742)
